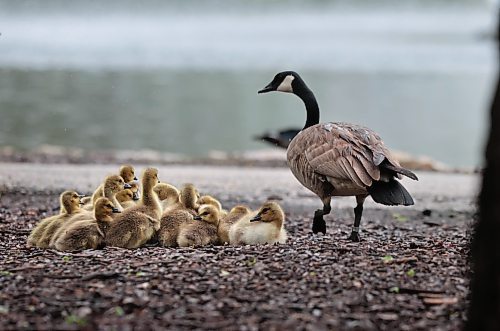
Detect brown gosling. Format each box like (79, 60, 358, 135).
(157, 209, 194, 247)
(50, 175, 127, 247)
(89, 164, 137, 205)
(54, 197, 120, 252)
(218, 205, 251, 245)
(35, 191, 84, 248)
(75, 175, 128, 218)
(116, 188, 137, 209)
(228, 202, 287, 245)
(180, 183, 200, 212)
(156, 183, 200, 247)
(177, 204, 220, 247)
(154, 183, 180, 212)
(27, 191, 83, 247)
(105, 167, 162, 249)
(197, 195, 222, 212)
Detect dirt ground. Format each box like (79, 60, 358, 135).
(0, 184, 471, 331)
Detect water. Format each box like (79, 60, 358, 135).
(0, 1, 496, 167)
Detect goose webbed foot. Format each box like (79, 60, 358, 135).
(348, 231, 361, 242)
(312, 209, 326, 234)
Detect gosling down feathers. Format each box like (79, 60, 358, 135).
(218, 205, 251, 244)
(259, 71, 418, 242)
(229, 202, 287, 245)
(177, 204, 220, 247)
(27, 191, 84, 248)
(105, 168, 161, 249)
(54, 197, 120, 252)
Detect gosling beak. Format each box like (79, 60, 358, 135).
(258, 83, 275, 94)
(79, 201, 85, 205)
(124, 183, 132, 189)
(193, 215, 202, 221)
(250, 214, 262, 222)
(112, 208, 121, 213)
(134, 176, 138, 181)
(132, 192, 140, 201)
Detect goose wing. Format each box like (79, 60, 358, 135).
(303, 122, 404, 187)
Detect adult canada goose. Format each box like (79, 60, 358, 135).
(258, 71, 418, 241)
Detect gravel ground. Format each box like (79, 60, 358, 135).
(0, 162, 476, 330)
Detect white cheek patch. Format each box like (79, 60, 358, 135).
(277, 75, 295, 93)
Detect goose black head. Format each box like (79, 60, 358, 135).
(258, 71, 302, 94)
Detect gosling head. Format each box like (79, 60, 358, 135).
(229, 205, 251, 215)
(258, 71, 306, 95)
(61, 191, 83, 214)
(154, 183, 180, 204)
(193, 204, 220, 226)
(119, 164, 137, 182)
(94, 197, 120, 219)
(116, 189, 134, 204)
(141, 167, 160, 189)
(198, 195, 222, 212)
(104, 175, 128, 195)
(180, 183, 199, 210)
(250, 202, 285, 224)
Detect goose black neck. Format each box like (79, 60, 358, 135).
(295, 87, 320, 130)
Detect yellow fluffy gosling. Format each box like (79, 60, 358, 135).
(116, 188, 138, 209)
(54, 197, 120, 251)
(89, 164, 136, 205)
(177, 204, 220, 247)
(27, 191, 83, 247)
(36, 191, 84, 248)
(218, 205, 251, 245)
(105, 168, 162, 249)
(154, 183, 180, 212)
(228, 202, 287, 245)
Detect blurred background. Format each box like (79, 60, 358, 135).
(0, 0, 496, 169)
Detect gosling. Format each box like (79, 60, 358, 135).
(27, 191, 83, 248)
(218, 205, 251, 245)
(116, 188, 138, 209)
(35, 191, 84, 248)
(54, 197, 120, 252)
(177, 204, 220, 247)
(229, 202, 287, 245)
(89, 164, 137, 205)
(105, 168, 162, 249)
(154, 183, 180, 212)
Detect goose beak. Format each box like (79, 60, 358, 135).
(124, 183, 132, 189)
(112, 208, 121, 213)
(250, 214, 262, 222)
(134, 176, 138, 181)
(258, 83, 275, 94)
(193, 215, 202, 221)
(133, 192, 140, 201)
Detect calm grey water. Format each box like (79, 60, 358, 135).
(0, 1, 496, 167)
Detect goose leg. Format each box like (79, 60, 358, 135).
(348, 195, 367, 242)
(312, 198, 331, 234)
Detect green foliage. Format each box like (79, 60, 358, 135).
(115, 306, 125, 317)
(65, 314, 86, 326)
(382, 255, 394, 263)
(0, 271, 12, 276)
(62, 256, 71, 262)
(246, 257, 257, 267)
(389, 286, 400, 293)
(392, 213, 408, 222)
(406, 268, 416, 277)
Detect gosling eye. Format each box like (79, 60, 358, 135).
(262, 208, 270, 213)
